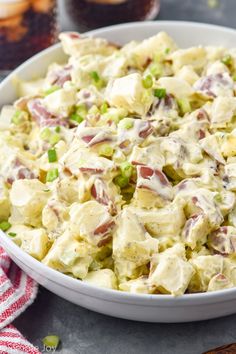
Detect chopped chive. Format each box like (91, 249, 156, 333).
(0, 221, 11, 231)
(40, 128, 51, 141)
(233, 74, 236, 81)
(42, 335, 60, 349)
(90, 71, 100, 83)
(44, 85, 60, 96)
(47, 149, 57, 163)
(165, 48, 170, 54)
(98, 144, 113, 157)
(221, 54, 233, 67)
(8, 232, 16, 237)
(120, 162, 133, 179)
(114, 175, 129, 188)
(100, 102, 108, 114)
(49, 133, 60, 146)
(154, 88, 166, 99)
(70, 113, 84, 124)
(142, 75, 153, 89)
(55, 126, 61, 133)
(46, 168, 59, 182)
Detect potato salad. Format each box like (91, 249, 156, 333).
(2, 31, 236, 296)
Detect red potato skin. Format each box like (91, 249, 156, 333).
(94, 220, 115, 235)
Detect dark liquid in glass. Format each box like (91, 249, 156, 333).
(0, 0, 57, 73)
(65, 0, 160, 31)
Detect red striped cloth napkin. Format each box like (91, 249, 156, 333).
(0, 246, 41, 354)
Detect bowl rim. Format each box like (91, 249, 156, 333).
(1, 20, 236, 305)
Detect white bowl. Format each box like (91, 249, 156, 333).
(1, 21, 236, 323)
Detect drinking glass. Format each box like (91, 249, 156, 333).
(0, 0, 58, 75)
(65, 0, 160, 31)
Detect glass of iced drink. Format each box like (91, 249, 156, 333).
(0, 0, 58, 75)
(65, 0, 160, 31)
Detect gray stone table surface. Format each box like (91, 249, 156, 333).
(13, 0, 236, 353)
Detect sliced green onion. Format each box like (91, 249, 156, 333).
(46, 168, 59, 182)
(76, 104, 87, 119)
(0, 221, 11, 231)
(40, 128, 51, 141)
(149, 63, 163, 78)
(47, 149, 57, 163)
(8, 232, 16, 237)
(119, 118, 134, 130)
(44, 85, 60, 96)
(214, 193, 222, 203)
(124, 121, 134, 129)
(98, 144, 113, 157)
(42, 335, 60, 349)
(120, 162, 133, 179)
(11, 110, 27, 125)
(100, 102, 108, 114)
(233, 74, 236, 81)
(55, 126, 61, 133)
(165, 48, 170, 54)
(114, 175, 129, 188)
(90, 71, 100, 83)
(177, 98, 192, 115)
(142, 75, 153, 89)
(49, 133, 60, 146)
(154, 88, 166, 99)
(207, 0, 219, 9)
(12, 111, 21, 124)
(88, 105, 100, 116)
(70, 113, 84, 124)
(221, 54, 232, 67)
